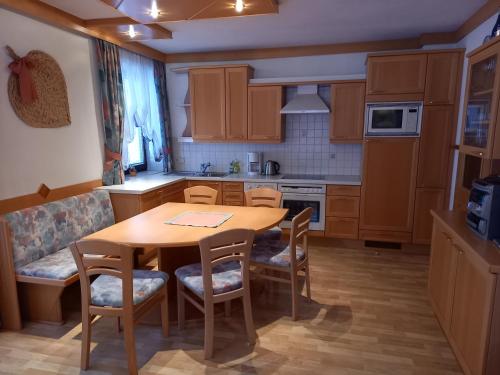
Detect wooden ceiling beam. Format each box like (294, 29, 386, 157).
(84, 17, 139, 27)
(0, 0, 167, 61)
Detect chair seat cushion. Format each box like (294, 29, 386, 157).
(91, 270, 169, 308)
(175, 261, 242, 297)
(16, 247, 77, 280)
(255, 226, 282, 242)
(251, 240, 305, 268)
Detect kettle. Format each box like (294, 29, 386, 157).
(263, 160, 280, 175)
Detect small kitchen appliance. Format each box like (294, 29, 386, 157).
(466, 176, 500, 240)
(365, 102, 423, 137)
(247, 152, 262, 176)
(263, 160, 280, 176)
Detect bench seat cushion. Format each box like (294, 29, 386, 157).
(90, 270, 169, 308)
(16, 247, 77, 280)
(175, 261, 242, 297)
(251, 240, 305, 268)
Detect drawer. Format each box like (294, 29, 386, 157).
(326, 196, 360, 218)
(223, 200, 243, 207)
(223, 182, 244, 192)
(223, 191, 244, 203)
(325, 217, 358, 239)
(327, 185, 361, 196)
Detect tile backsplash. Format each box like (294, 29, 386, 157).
(172, 113, 362, 176)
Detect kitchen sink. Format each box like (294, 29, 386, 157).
(167, 171, 228, 178)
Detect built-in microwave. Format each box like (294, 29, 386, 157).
(365, 102, 423, 137)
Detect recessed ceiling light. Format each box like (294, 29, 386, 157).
(150, 0, 160, 19)
(235, 0, 244, 13)
(128, 25, 137, 38)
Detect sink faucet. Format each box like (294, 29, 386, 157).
(200, 162, 212, 173)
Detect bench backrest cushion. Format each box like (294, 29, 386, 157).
(3, 190, 115, 270)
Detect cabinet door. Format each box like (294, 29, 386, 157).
(248, 86, 283, 142)
(225, 67, 249, 141)
(360, 137, 419, 232)
(425, 53, 461, 105)
(140, 189, 163, 212)
(325, 217, 358, 239)
(417, 106, 454, 188)
(330, 82, 365, 142)
(460, 46, 500, 158)
(189, 68, 226, 140)
(428, 223, 458, 333)
(413, 188, 445, 244)
(366, 54, 427, 95)
(450, 246, 495, 375)
(326, 196, 360, 218)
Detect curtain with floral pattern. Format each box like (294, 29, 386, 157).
(95, 39, 125, 185)
(153, 60, 173, 172)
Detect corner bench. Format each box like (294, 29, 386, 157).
(0, 190, 115, 327)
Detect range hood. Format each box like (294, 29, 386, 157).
(280, 85, 330, 114)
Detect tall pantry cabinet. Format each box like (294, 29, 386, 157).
(361, 50, 464, 244)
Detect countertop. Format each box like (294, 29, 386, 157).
(97, 171, 362, 194)
(431, 209, 500, 274)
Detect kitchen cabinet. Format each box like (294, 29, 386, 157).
(187, 180, 223, 205)
(225, 67, 249, 141)
(429, 210, 500, 375)
(222, 181, 244, 206)
(460, 38, 500, 159)
(366, 54, 427, 99)
(425, 52, 461, 105)
(189, 68, 226, 140)
(413, 188, 445, 244)
(247, 86, 284, 142)
(330, 82, 365, 142)
(325, 185, 360, 239)
(417, 105, 454, 189)
(359, 138, 419, 241)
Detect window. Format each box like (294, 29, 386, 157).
(119, 49, 164, 173)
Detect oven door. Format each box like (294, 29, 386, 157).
(280, 193, 325, 231)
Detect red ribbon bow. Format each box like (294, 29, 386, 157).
(8, 56, 37, 105)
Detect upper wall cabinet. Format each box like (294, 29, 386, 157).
(425, 52, 461, 105)
(248, 86, 284, 142)
(366, 54, 427, 100)
(189, 66, 253, 142)
(460, 38, 500, 159)
(330, 82, 365, 142)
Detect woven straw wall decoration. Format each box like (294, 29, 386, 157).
(6, 46, 71, 128)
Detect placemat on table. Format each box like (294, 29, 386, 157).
(165, 211, 233, 228)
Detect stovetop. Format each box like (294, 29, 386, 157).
(282, 174, 326, 180)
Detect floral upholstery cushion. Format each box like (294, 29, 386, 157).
(251, 240, 305, 268)
(175, 261, 243, 298)
(4, 190, 115, 270)
(90, 270, 169, 308)
(16, 247, 77, 280)
(255, 226, 282, 242)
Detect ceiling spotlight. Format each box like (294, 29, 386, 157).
(150, 0, 160, 19)
(128, 25, 137, 38)
(235, 0, 244, 13)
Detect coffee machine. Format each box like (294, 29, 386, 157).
(247, 152, 262, 176)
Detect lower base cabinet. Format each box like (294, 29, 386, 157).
(429, 211, 500, 375)
(413, 188, 445, 244)
(325, 185, 360, 239)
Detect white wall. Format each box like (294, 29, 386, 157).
(0, 8, 103, 200)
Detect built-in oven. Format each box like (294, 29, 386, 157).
(365, 102, 423, 136)
(278, 183, 326, 231)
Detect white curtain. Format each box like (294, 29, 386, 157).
(119, 49, 163, 169)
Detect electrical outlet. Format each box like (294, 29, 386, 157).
(330, 153, 336, 159)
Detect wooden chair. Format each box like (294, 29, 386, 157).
(175, 229, 256, 359)
(245, 187, 283, 241)
(70, 239, 169, 375)
(250, 207, 312, 321)
(184, 186, 218, 205)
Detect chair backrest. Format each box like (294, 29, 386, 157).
(70, 239, 134, 310)
(198, 229, 255, 301)
(3, 190, 115, 269)
(288, 207, 313, 267)
(184, 186, 218, 205)
(245, 187, 282, 208)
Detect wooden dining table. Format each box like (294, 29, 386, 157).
(85, 202, 288, 296)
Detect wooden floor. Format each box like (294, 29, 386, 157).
(0, 240, 462, 374)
